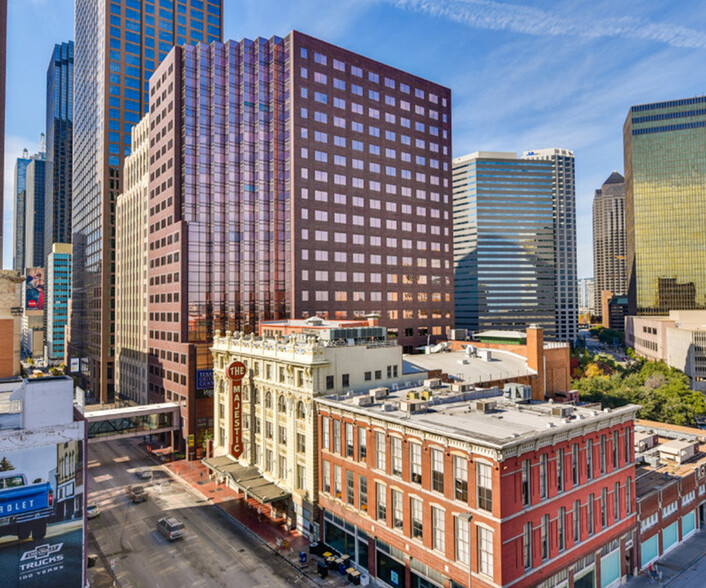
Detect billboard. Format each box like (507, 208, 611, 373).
(25, 269, 44, 311)
(227, 362, 246, 459)
(0, 442, 84, 587)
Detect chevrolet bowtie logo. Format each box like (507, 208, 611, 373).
(20, 543, 63, 561)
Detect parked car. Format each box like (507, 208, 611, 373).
(156, 517, 185, 541)
(0, 472, 54, 541)
(86, 504, 101, 519)
(127, 485, 148, 503)
(136, 468, 153, 480)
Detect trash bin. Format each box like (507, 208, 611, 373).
(87, 554, 98, 568)
(299, 552, 307, 564)
(317, 561, 328, 578)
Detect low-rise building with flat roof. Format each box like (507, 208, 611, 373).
(317, 380, 639, 587)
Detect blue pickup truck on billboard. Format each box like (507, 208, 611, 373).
(0, 473, 54, 541)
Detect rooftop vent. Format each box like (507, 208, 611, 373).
(503, 383, 532, 404)
(475, 400, 497, 413)
(424, 378, 442, 389)
(552, 405, 574, 418)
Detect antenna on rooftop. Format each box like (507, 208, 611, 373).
(38, 133, 46, 155)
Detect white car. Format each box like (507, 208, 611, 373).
(136, 468, 153, 480)
(87, 504, 100, 519)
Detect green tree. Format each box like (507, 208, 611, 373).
(0, 457, 15, 471)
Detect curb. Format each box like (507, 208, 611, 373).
(160, 463, 321, 587)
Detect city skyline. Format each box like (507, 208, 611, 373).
(4, 1, 706, 278)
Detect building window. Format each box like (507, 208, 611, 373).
(522, 459, 531, 505)
(278, 455, 287, 480)
(557, 448, 564, 493)
(278, 425, 287, 445)
(376, 483, 387, 521)
(540, 454, 548, 499)
(326, 375, 334, 390)
(613, 430, 619, 469)
(600, 435, 606, 475)
(614, 482, 621, 521)
(431, 448, 444, 493)
(297, 464, 306, 490)
(453, 456, 468, 502)
(322, 461, 330, 493)
(410, 442, 422, 484)
(588, 494, 594, 535)
(477, 462, 492, 512)
(342, 373, 350, 387)
(411, 497, 423, 539)
(455, 516, 470, 565)
(333, 420, 341, 454)
(392, 489, 403, 530)
(345, 423, 354, 458)
(359, 476, 368, 513)
(334, 465, 342, 498)
(626, 476, 632, 515)
(558, 507, 565, 552)
(478, 526, 493, 578)
(297, 433, 306, 453)
(358, 427, 367, 461)
(322, 417, 330, 450)
(375, 432, 386, 471)
(541, 515, 549, 560)
(574, 500, 581, 542)
(625, 428, 631, 464)
(432, 506, 445, 552)
(573, 444, 579, 486)
(297, 401, 305, 420)
(390, 437, 402, 477)
(586, 440, 593, 480)
(346, 470, 355, 505)
(523, 522, 532, 569)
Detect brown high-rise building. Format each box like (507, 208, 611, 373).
(592, 171, 627, 314)
(71, 0, 222, 402)
(145, 32, 454, 456)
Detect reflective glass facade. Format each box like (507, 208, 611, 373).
(453, 152, 557, 336)
(45, 41, 74, 263)
(24, 156, 46, 269)
(12, 155, 31, 271)
(592, 172, 626, 312)
(72, 0, 222, 402)
(624, 97, 706, 315)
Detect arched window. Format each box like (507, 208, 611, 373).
(296, 401, 305, 420)
(278, 395, 286, 413)
(253, 389, 260, 404)
(265, 391, 272, 409)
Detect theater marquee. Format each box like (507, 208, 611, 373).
(227, 362, 246, 459)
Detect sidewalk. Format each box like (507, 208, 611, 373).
(627, 530, 706, 587)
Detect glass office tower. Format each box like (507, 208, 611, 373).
(12, 153, 31, 272)
(24, 155, 47, 269)
(624, 97, 706, 315)
(71, 0, 222, 402)
(45, 41, 74, 262)
(453, 152, 557, 336)
(46, 243, 72, 363)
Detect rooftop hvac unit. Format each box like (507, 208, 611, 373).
(448, 329, 468, 341)
(478, 349, 492, 361)
(475, 400, 497, 413)
(420, 389, 432, 401)
(424, 378, 442, 389)
(503, 383, 532, 404)
(450, 382, 472, 393)
(381, 402, 399, 412)
(400, 400, 429, 414)
(464, 345, 477, 357)
(552, 406, 574, 418)
(353, 395, 373, 406)
(406, 390, 421, 400)
(369, 387, 389, 400)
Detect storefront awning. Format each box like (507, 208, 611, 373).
(202, 456, 290, 504)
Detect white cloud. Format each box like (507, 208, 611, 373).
(386, 0, 706, 49)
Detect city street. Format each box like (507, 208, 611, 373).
(87, 438, 315, 588)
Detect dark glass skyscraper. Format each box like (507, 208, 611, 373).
(624, 97, 706, 316)
(45, 41, 74, 260)
(453, 152, 557, 336)
(12, 153, 31, 272)
(71, 0, 222, 402)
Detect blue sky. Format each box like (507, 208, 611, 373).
(4, 0, 706, 276)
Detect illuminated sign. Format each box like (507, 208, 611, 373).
(227, 362, 246, 458)
(196, 369, 214, 390)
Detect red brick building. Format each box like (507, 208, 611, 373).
(634, 420, 706, 570)
(316, 388, 639, 588)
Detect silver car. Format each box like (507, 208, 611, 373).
(156, 517, 185, 541)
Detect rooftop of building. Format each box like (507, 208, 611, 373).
(634, 419, 706, 498)
(259, 316, 380, 331)
(402, 347, 535, 384)
(603, 171, 624, 185)
(473, 330, 527, 342)
(0, 375, 79, 431)
(628, 311, 706, 331)
(318, 380, 637, 452)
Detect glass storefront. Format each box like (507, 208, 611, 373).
(575, 568, 596, 588)
(377, 550, 406, 588)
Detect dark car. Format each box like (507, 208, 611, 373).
(128, 485, 148, 503)
(156, 517, 185, 541)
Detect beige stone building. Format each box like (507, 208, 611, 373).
(208, 318, 418, 539)
(115, 114, 149, 404)
(0, 270, 23, 377)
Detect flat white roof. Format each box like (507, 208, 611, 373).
(403, 349, 534, 384)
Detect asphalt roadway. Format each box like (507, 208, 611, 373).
(87, 438, 314, 588)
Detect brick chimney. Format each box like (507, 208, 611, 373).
(366, 314, 381, 327)
(526, 324, 545, 401)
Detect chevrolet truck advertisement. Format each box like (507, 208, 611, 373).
(0, 443, 84, 587)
